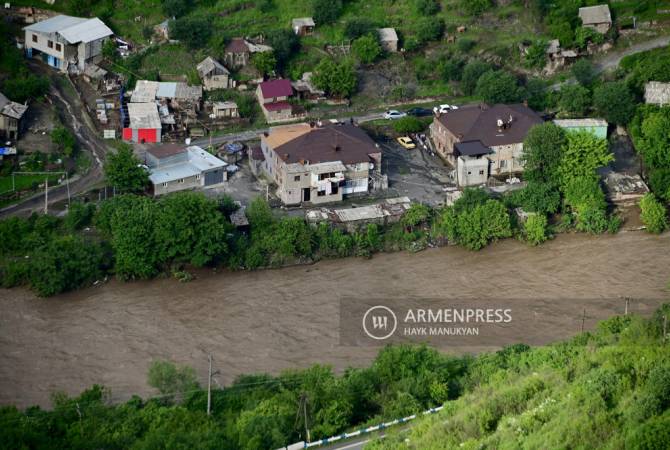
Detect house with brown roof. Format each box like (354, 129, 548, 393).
(429, 103, 543, 186)
(224, 38, 251, 68)
(258, 122, 382, 205)
(256, 79, 302, 123)
(578, 5, 612, 34)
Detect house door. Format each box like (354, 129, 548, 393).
(302, 188, 310, 202)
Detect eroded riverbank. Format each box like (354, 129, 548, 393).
(1, 231, 669, 408)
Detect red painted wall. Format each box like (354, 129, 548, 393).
(138, 128, 157, 143)
(122, 128, 132, 141)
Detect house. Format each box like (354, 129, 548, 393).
(197, 57, 234, 91)
(578, 5, 612, 34)
(131, 80, 203, 116)
(292, 17, 315, 36)
(377, 28, 398, 53)
(546, 39, 561, 58)
(123, 102, 161, 143)
(0, 92, 28, 142)
(24, 15, 113, 72)
(146, 144, 228, 196)
(258, 122, 382, 205)
(154, 19, 170, 41)
(644, 81, 670, 106)
(430, 103, 543, 185)
(256, 79, 301, 123)
(212, 101, 239, 119)
(223, 38, 273, 69)
(224, 38, 251, 68)
(291, 72, 325, 101)
(554, 118, 608, 139)
(453, 141, 491, 187)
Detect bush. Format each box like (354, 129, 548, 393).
(313, 0, 342, 25)
(162, 0, 191, 18)
(170, 16, 212, 49)
(640, 193, 668, 234)
(103, 144, 149, 194)
(572, 59, 596, 86)
(415, 0, 439, 15)
(558, 84, 591, 116)
(593, 81, 636, 126)
(461, 0, 492, 16)
(147, 360, 199, 403)
(344, 18, 375, 40)
(457, 38, 476, 53)
(524, 214, 548, 245)
(392, 116, 426, 134)
(415, 18, 444, 44)
(462, 60, 492, 95)
(352, 34, 382, 64)
(475, 70, 523, 104)
(312, 58, 357, 98)
(524, 41, 547, 70)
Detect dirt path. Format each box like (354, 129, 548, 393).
(1, 231, 669, 409)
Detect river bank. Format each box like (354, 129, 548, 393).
(0, 231, 668, 409)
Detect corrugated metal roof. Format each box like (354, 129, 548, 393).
(377, 28, 398, 42)
(148, 145, 226, 184)
(578, 5, 611, 25)
(156, 82, 177, 98)
(553, 118, 608, 128)
(127, 102, 161, 129)
(131, 80, 159, 103)
(24, 15, 87, 34)
(58, 17, 113, 43)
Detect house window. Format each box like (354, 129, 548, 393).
(32, 34, 37, 43)
(55, 43, 61, 51)
(48, 40, 53, 49)
(317, 190, 326, 197)
(196, 174, 201, 180)
(479, 170, 485, 175)
(294, 175, 300, 181)
(162, 182, 168, 187)
(467, 171, 472, 175)
(500, 160, 507, 168)
(178, 178, 184, 183)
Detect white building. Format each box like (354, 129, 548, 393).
(24, 15, 113, 72)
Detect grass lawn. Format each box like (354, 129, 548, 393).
(0, 174, 62, 195)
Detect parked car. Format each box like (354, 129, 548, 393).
(406, 107, 432, 117)
(396, 136, 416, 149)
(384, 110, 407, 120)
(433, 104, 459, 114)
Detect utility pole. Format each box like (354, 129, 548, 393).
(44, 176, 48, 214)
(625, 297, 630, 315)
(663, 315, 667, 341)
(207, 354, 220, 416)
(296, 393, 311, 443)
(581, 309, 586, 333)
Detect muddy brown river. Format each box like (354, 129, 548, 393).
(1, 231, 669, 408)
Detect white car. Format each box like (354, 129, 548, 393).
(433, 104, 459, 114)
(384, 110, 407, 120)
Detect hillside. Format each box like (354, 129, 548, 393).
(368, 306, 670, 450)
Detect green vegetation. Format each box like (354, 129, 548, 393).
(0, 23, 49, 103)
(312, 58, 357, 98)
(523, 214, 548, 246)
(392, 116, 427, 134)
(3, 304, 668, 449)
(639, 193, 668, 234)
(370, 306, 670, 449)
(103, 144, 149, 194)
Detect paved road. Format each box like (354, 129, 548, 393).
(0, 64, 110, 217)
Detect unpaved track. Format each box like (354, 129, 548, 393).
(0, 232, 669, 408)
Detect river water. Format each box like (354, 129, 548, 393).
(1, 231, 668, 408)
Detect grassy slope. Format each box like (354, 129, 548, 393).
(369, 309, 670, 449)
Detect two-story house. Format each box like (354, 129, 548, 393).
(24, 15, 113, 72)
(430, 103, 543, 187)
(256, 79, 300, 123)
(0, 92, 28, 143)
(259, 122, 382, 205)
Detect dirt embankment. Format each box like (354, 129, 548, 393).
(0, 231, 669, 409)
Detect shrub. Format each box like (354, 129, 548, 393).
(415, 0, 439, 16)
(524, 214, 548, 245)
(559, 84, 591, 116)
(593, 81, 636, 126)
(640, 193, 668, 234)
(572, 59, 596, 86)
(524, 40, 547, 70)
(170, 15, 212, 49)
(461, 60, 491, 95)
(437, 195, 512, 250)
(461, 0, 492, 16)
(344, 18, 375, 40)
(415, 17, 444, 44)
(456, 38, 476, 53)
(313, 0, 342, 25)
(352, 34, 382, 64)
(475, 70, 523, 104)
(392, 116, 426, 134)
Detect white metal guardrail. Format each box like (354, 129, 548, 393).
(278, 405, 444, 450)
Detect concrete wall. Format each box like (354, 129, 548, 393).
(429, 118, 458, 166)
(489, 143, 524, 176)
(0, 115, 21, 141)
(457, 156, 489, 187)
(153, 174, 201, 196)
(25, 29, 107, 72)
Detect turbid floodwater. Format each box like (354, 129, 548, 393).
(1, 231, 669, 408)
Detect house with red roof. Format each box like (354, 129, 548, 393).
(256, 79, 304, 123)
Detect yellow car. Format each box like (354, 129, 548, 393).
(397, 136, 416, 150)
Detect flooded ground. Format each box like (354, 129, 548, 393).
(1, 231, 669, 408)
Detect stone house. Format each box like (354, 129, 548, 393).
(258, 122, 382, 205)
(430, 103, 543, 186)
(197, 57, 234, 91)
(377, 28, 398, 53)
(0, 92, 28, 142)
(292, 18, 315, 36)
(212, 101, 239, 119)
(578, 5, 612, 34)
(24, 15, 113, 72)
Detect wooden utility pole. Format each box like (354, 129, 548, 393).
(625, 297, 630, 315)
(296, 393, 311, 443)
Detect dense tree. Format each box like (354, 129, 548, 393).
(154, 192, 231, 267)
(312, 58, 357, 98)
(252, 51, 277, 77)
(572, 59, 596, 86)
(103, 144, 149, 194)
(558, 84, 591, 116)
(461, 60, 491, 95)
(313, 0, 343, 25)
(415, 0, 440, 15)
(558, 131, 613, 187)
(522, 123, 568, 186)
(344, 18, 375, 40)
(475, 70, 523, 104)
(461, 0, 492, 16)
(593, 81, 636, 125)
(27, 236, 107, 296)
(512, 182, 561, 215)
(64, 201, 96, 232)
(2, 74, 49, 103)
(265, 29, 300, 70)
(440, 57, 466, 82)
(639, 193, 668, 234)
(162, 0, 191, 18)
(147, 360, 199, 403)
(415, 17, 444, 44)
(352, 34, 382, 64)
(170, 16, 212, 49)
